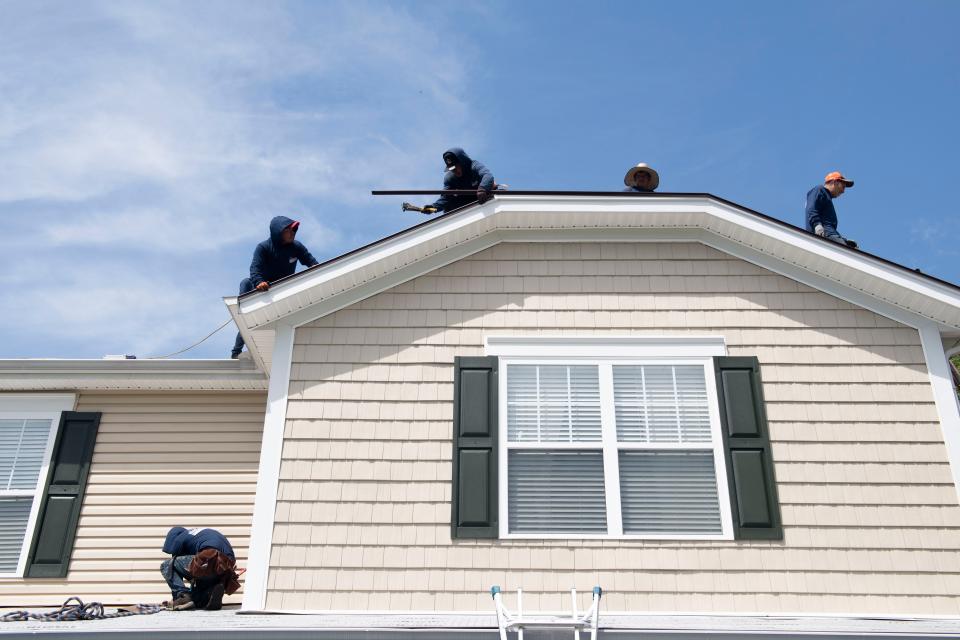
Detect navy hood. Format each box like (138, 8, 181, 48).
(269, 215, 298, 246)
(162, 526, 192, 555)
(443, 147, 472, 171)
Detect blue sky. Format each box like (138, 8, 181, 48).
(1, 0, 958, 359)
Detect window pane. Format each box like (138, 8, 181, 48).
(507, 365, 601, 442)
(0, 497, 32, 573)
(618, 451, 722, 535)
(0, 419, 52, 490)
(508, 450, 607, 533)
(613, 365, 711, 443)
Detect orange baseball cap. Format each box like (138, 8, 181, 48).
(824, 171, 854, 187)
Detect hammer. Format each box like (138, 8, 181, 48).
(401, 202, 437, 214)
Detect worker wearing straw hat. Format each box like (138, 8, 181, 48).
(623, 162, 659, 193)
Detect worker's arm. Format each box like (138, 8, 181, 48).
(473, 160, 495, 192)
(805, 189, 825, 234)
(249, 245, 270, 290)
(296, 242, 320, 268)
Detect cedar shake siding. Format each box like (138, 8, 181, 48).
(269, 242, 959, 614)
(0, 391, 266, 607)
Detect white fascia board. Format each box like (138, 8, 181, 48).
(486, 335, 728, 358)
(232, 195, 960, 334)
(0, 360, 267, 391)
(225, 297, 270, 375)
(252, 225, 940, 337)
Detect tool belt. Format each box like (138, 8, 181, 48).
(188, 549, 241, 595)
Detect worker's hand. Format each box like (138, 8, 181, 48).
(814, 224, 825, 237)
(421, 206, 438, 214)
(255, 281, 270, 292)
(477, 188, 491, 204)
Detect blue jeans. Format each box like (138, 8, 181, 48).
(160, 555, 195, 599)
(161, 554, 224, 606)
(232, 278, 256, 356)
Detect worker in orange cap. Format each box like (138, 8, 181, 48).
(805, 171, 857, 248)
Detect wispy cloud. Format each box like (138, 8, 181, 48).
(0, 0, 481, 357)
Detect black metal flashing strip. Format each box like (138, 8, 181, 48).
(234, 191, 960, 302)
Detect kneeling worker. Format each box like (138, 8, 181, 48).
(161, 526, 240, 611)
(805, 171, 857, 248)
(231, 216, 320, 358)
(420, 148, 496, 214)
(623, 162, 659, 192)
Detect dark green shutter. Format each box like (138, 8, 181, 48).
(451, 356, 498, 539)
(714, 357, 783, 540)
(26, 411, 100, 577)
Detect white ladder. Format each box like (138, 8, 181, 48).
(491, 585, 602, 640)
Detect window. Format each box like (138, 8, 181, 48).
(498, 355, 732, 539)
(0, 395, 74, 577)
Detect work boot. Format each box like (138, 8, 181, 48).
(205, 584, 225, 611)
(169, 593, 194, 610)
(230, 351, 240, 359)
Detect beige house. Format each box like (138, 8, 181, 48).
(5, 192, 960, 632)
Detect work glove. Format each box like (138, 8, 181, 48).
(421, 206, 438, 214)
(814, 224, 825, 237)
(255, 281, 270, 292)
(477, 188, 491, 204)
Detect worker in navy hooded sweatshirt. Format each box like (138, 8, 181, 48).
(231, 216, 319, 358)
(160, 526, 235, 610)
(419, 148, 496, 214)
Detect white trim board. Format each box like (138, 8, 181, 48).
(241, 227, 954, 336)
(0, 393, 76, 413)
(486, 335, 728, 358)
(918, 322, 960, 507)
(230, 196, 960, 332)
(241, 323, 295, 611)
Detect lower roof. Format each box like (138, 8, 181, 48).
(0, 359, 267, 392)
(2, 610, 959, 639)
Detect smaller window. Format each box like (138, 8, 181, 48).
(0, 395, 73, 577)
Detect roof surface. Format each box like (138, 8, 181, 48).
(3, 609, 960, 639)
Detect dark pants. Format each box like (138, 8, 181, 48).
(232, 278, 255, 356)
(160, 554, 223, 607)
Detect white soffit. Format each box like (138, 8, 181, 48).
(230, 195, 960, 333)
(0, 359, 268, 391)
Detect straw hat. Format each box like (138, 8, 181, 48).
(624, 163, 660, 190)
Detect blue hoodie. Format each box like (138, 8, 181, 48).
(430, 147, 495, 213)
(162, 527, 234, 559)
(249, 216, 319, 285)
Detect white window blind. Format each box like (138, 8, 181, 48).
(0, 418, 54, 574)
(508, 450, 607, 533)
(618, 451, 722, 534)
(507, 364, 601, 443)
(613, 365, 711, 443)
(0, 498, 33, 573)
(0, 419, 52, 490)
(503, 359, 729, 539)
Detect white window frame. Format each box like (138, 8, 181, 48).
(487, 337, 733, 541)
(0, 394, 76, 578)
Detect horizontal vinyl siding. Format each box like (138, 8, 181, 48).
(269, 242, 960, 615)
(0, 391, 265, 607)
